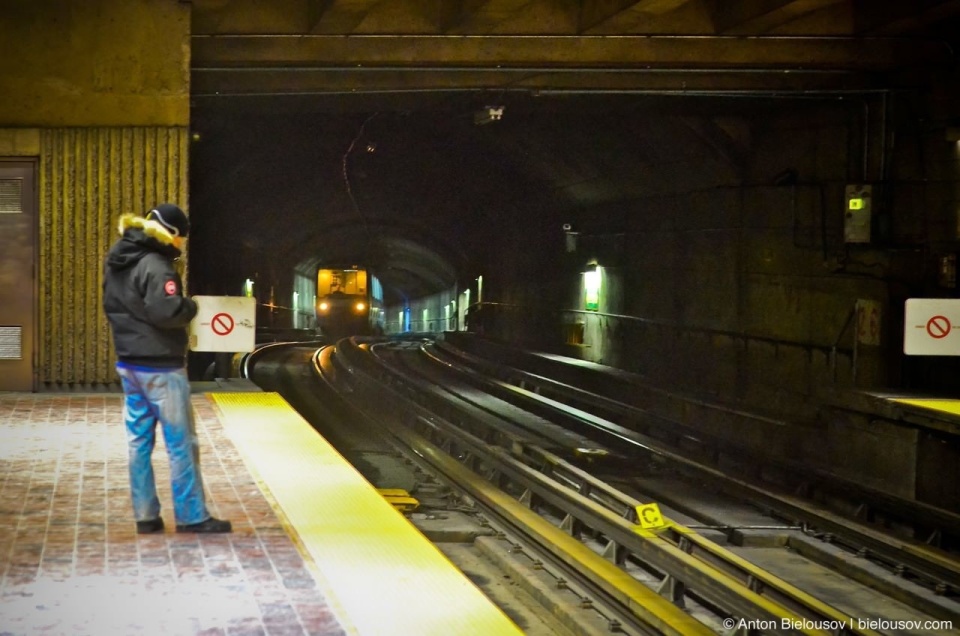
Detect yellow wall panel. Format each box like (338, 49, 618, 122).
(38, 128, 189, 385)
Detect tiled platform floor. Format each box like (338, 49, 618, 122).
(0, 392, 348, 636)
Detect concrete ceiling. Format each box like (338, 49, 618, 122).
(191, 0, 960, 97)
(187, 0, 960, 303)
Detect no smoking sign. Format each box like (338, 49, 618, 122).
(904, 299, 960, 356)
(211, 312, 234, 336)
(189, 296, 256, 353)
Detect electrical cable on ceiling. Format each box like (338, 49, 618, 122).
(340, 111, 380, 261)
(341, 112, 380, 224)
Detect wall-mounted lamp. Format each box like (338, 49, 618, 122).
(583, 264, 601, 311)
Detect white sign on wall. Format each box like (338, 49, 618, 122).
(903, 298, 960, 355)
(189, 296, 256, 353)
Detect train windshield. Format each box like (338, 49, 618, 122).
(317, 268, 368, 296)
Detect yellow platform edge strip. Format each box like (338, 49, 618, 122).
(208, 392, 522, 636)
(893, 398, 960, 417)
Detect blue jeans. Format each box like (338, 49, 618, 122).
(116, 365, 210, 525)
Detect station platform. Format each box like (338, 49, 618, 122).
(0, 387, 521, 636)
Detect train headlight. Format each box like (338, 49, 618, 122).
(318, 301, 329, 312)
(354, 302, 366, 313)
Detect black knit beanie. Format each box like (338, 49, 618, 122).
(147, 203, 190, 238)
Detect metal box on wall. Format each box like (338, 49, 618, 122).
(844, 184, 873, 243)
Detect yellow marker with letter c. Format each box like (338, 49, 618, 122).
(635, 502, 667, 530)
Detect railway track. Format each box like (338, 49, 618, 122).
(422, 336, 960, 601)
(242, 336, 959, 635)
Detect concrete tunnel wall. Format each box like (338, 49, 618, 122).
(446, 95, 960, 508)
(474, 96, 960, 422)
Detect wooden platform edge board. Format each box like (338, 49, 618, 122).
(207, 392, 523, 636)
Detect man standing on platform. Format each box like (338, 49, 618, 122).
(102, 203, 231, 534)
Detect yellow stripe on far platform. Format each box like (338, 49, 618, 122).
(893, 398, 960, 416)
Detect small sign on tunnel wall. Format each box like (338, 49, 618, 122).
(856, 299, 881, 347)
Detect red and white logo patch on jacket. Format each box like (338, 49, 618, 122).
(164, 280, 178, 296)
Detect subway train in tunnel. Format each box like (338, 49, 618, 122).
(315, 266, 385, 337)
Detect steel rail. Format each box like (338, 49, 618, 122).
(338, 339, 878, 635)
(426, 339, 960, 600)
(391, 341, 612, 456)
(338, 343, 777, 633)
(461, 340, 960, 537)
(380, 342, 904, 634)
(313, 344, 701, 635)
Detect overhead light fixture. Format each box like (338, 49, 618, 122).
(474, 106, 504, 126)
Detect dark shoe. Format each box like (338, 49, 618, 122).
(136, 518, 165, 534)
(176, 517, 232, 533)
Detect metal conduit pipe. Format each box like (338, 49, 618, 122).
(194, 65, 861, 74)
(192, 88, 905, 98)
(191, 34, 956, 74)
(191, 32, 956, 49)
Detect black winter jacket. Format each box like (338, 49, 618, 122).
(103, 215, 197, 368)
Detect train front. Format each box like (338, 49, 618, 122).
(316, 267, 377, 337)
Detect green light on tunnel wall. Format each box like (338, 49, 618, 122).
(243, 279, 254, 298)
(584, 267, 601, 311)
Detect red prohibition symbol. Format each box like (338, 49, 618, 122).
(211, 312, 235, 336)
(926, 315, 951, 339)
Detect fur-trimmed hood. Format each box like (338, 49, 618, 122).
(118, 213, 178, 245)
(106, 214, 181, 271)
